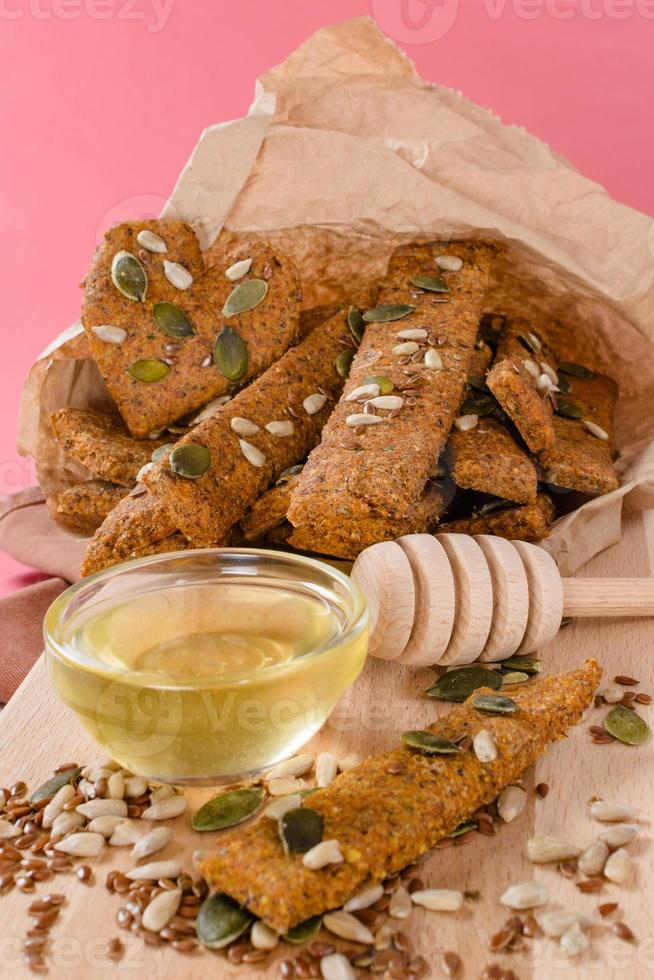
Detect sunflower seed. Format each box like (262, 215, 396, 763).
(323, 911, 373, 944)
(303, 393, 328, 415)
(401, 731, 461, 755)
(558, 361, 595, 378)
(472, 693, 518, 715)
(518, 332, 542, 354)
(231, 416, 260, 437)
(91, 324, 128, 344)
(249, 920, 278, 950)
(267, 778, 305, 797)
(50, 812, 85, 837)
(87, 816, 128, 836)
(223, 279, 268, 317)
(320, 952, 356, 980)
(604, 705, 649, 745)
(192, 787, 265, 833)
(264, 755, 313, 782)
(393, 341, 420, 356)
(163, 260, 193, 290)
(109, 821, 145, 846)
(497, 786, 527, 823)
(214, 326, 248, 382)
(265, 420, 294, 437)
(590, 800, 637, 822)
(526, 837, 582, 864)
(0, 819, 20, 840)
(54, 833, 105, 857)
(279, 808, 323, 854)
(538, 910, 589, 939)
(500, 881, 549, 910)
(435, 255, 463, 272)
(599, 823, 639, 847)
(338, 754, 361, 772)
(560, 920, 589, 958)
(225, 258, 252, 281)
(454, 414, 478, 432)
(410, 889, 463, 912)
(367, 395, 403, 412)
(141, 796, 188, 821)
(152, 302, 194, 338)
(136, 229, 167, 253)
(135, 462, 153, 482)
(315, 753, 338, 789)
(473, 730, 497, 763)
(424, 349, 443, 369)
(130, 827, 172, 860)
(426, 666, 502, 702)
(142, 888, 182, 932)
(343, 884, 384, 913)
(396, 328, 428, 341)
(522, 358, 539, 379)
(77, 799, 127, 819)
(346, 413, 382, 427)
(125, 860, 182, 881)
(536, 373, 558, 395)
(111, 251, 147, 301)
(192, 396, 231, 424)
(284, 915, 323, 944)
(197, 893, 253, 949)
(345, 383, 380, 402)
(127, 359, 170, 383)
(303, 839, 343, 870)
(577, 840, 609, 877)
(363, 304, 414, 323)
(389, 885, 412, 918)
(603, 848, 634, 885)
(583, 419, 609, 440)
(263, 794, 303, 821)
(411, 274, 450, 293)
(239, 439, 266, 467)
(41, 784, 76, 828)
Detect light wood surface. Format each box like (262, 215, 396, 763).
(475, 534, 530, 663)
(0, 509, 652, 978)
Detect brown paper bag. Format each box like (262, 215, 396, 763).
(18, 17, 654, 576)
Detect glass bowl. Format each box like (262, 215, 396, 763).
(44, 548, 368, 785)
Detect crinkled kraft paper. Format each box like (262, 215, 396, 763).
(18, 16, 654, 576)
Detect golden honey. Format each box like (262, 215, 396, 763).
(45, 550, 368, 784)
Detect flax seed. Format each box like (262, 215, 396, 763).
(598, 902, 619, 917)
(614, 675, 639, 686)
(614, 922, 636, 942)
(635, 693, 652, 704)
(535, 782, 549, 798)
(576, 878, 603, 893)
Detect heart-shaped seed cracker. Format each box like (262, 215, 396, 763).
(82, 220, 301, 438)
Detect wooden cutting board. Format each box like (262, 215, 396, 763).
(1, 508, 652, 979)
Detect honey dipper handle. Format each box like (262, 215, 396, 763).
(563, 578, 654, 618)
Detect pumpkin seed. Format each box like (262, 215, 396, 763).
(196, 893, 253, 950)
(152, 302, 194, 338)
(335, 348, 355, 378)
(30, 767, 82, 805)
(501, 671, 530, 685)
(558, 361, 595, 378)
(192, 787, 265, 832)
(604, 705, 649, 745)
(448, 820, 477, 838)
(401, 731, 461, 755)
(169, 444, 211, 479)
(461, 395, 495, 417)
(472, 693, 518, 715)
(151, 442, 175, 464)
(163, 260, 193, 290)
(467, 375, 490, 394)
(363, 375, 394, 394)
(284, 915, 322, 944)
(347, 307, 365, 343)
(214, 327, 248, 382)
(499, 656, 542, 675)
(426, 666, 502, 702)
(517, 332, 542, 354)
(555, 400, 584, 420)
(275, 464, 304, 486)
(279, 807, 323, 854)
(410, 274, 450, 293)
(223, 279, 268, 317)
(127, 359, 170, 383)
(363, 304, 415, 323)
(557, 374, 572, 394)
(136, 229, 167, 253)
(111, 251, 147, 302)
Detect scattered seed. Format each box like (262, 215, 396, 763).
(426, 666, 502, 702)
(576, 878, 603, 893)
(266, 755, 314, 781)
(500, 881, 550, 910)
(284, 915, 323, 944)
(268, 778, 305, 797)
(193, 787, 265, 833)
(578, 839, 609, 877)
(323, 911, 373, 945)
(497, 785, 526, 823)
(225, 258, 252, 281)
(320, 952, 356, 980)
(604, 705, 649, 745)
(303, 839, 343, 870)
(142, 887, 182, 932)
(583, 419, 609, 440)
(410, 888, 463, 912)
(196, 892, 252, 949)
(615, 675, 639, 686)
(603, 848, 634, 885)
(600, 823, 639, 848)
(343, 884, 384, 913)
(54, 833, 105, 858)
(303, 393, 328, 415)
(315, 753, 338, 789)
(526, 836, 582, 864)
(614, 921, 636, 942)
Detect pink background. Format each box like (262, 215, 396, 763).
(1, 0, 653, 594)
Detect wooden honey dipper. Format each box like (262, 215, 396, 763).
(350, 532, 654, 667)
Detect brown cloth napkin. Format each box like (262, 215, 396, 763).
(0, 488, 88, 702)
